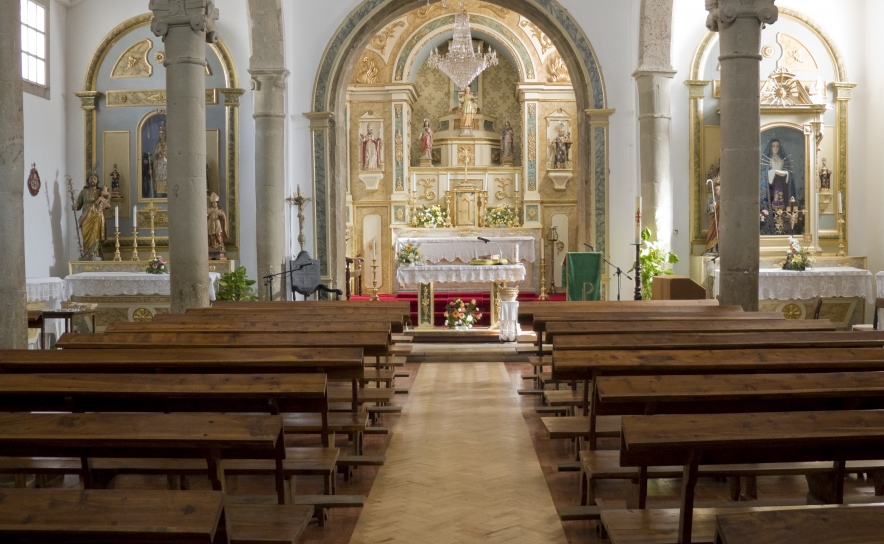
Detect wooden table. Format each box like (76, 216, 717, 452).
(0, 412, 286, 503)
(714, 504, 884, 544)
(27, 310, 45, 349)
(618, 410, 884, 544)
(42, 309, 97, 334)
(0, 489, 229, 544)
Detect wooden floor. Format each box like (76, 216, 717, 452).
(349, 363, 568, 543)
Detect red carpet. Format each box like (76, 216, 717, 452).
(350, 291, 566, 327)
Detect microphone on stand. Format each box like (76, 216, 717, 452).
(478, 237, 506, 264)
(584, 243, 596, 252)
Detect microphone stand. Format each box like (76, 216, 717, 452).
(263, 263, 309, 301)
(478, 237, 506, 264)
(602, 256, 632, 301)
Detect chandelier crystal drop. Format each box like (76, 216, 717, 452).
(426, 2, 498, 89)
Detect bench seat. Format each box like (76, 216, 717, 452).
(541, 416, 620, 440)
(283, 412, 368, 433)
(543, 389, 585, 407)
(364, 356, 406, 367)
(328, 387, 395, 404)
(227, 503, 314, 544)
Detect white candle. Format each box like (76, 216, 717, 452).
(839, 193, 844, 215)
(484, 172, 488, 192)
(541, 238, 544, 260)
(635, 197, 642, 243)
(132, 206, 137, 229)
(372, 239, 378, 261)
(114, 206, 119, 229)
(412, 172, 416, 193)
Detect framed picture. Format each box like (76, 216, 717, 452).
(760, 124, 807, 236)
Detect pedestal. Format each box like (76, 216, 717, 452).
(417, 281, 434, 330)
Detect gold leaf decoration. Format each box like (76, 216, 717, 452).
(547, 53, 571, 83)
(112, 39, 153, 79)
(520, 20, 554, 56)
(370, 22, 405, 55)
(356, 56, 380, 85)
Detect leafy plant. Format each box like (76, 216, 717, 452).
(632, 227, 679, 300)
(216, 266, 258, 301)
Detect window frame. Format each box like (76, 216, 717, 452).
(20, 0, 50, 100)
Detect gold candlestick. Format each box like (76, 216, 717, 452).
(538, 257, 549, 300)
(131, 230, 141, 261)
(149, 207, 157, 261)
(370, 255, 380, 302)
(113, 228, 122, 261)
(837, 217, 847, 257)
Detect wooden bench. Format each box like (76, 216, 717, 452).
(713, 504, 884, 544)
(553, 331, 884, 351)
(164, 309, 410, 334)
(106, 320, 393, 336)
(608, 410, 884, 544)
(544, 319, 835, 342)
(0, 488, 312, 544)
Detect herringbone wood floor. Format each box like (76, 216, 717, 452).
(349, 363, 568, 544)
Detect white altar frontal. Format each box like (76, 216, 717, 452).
(397, 264, 526, 330)
(713, 266, 873, 329)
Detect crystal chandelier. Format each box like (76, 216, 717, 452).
(426, 1, 498, 89)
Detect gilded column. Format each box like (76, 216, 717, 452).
(251, 68, 289, 300)
(634, 0, 675, 248)
(706, 0, 778, 312)
(0, 1, 27, 348)
(149, 0, 219, 313)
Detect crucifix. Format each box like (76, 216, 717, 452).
(286, 185, 313, 251)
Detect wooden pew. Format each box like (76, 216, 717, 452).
(180, 307, 411, 333)
(544, 319, 835, 341)
(553, 331, 884, 351)
(607, 410, 884, 544)
(713, 504, 884, 544)
(57, 331, 391, 357)
(105, 320, 392, 336)
(0, 488, 313, 544)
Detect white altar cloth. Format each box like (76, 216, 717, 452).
(876, 272, 884, 298)
(714, 267, 874, 303)
(65, 272, 221, 301)
(26, 278, 66, 309)
(395, 237, 536, 264)
(397, 264, 526, 288)
(499, 300, 520, 342)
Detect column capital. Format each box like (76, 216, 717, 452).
(706, 0, 778, 32)
(248, 68, 290, 92)
(149, 0, 220, 44)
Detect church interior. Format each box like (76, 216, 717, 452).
(3, 0, 884, 543)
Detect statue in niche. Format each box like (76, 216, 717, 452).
(552, 124, 572, 169)
(500, 120, 514, 165)
(78, 185, 111, 260)
(359, 123, 383, 171)
(761, 139, 795, 214)
(151, 122, 168, 196)
(110, 164, 121, 199)
(819, 157, 831, 191)
(705, 178, 721, 254)
(419, 118, 434, 167)
(207, 192, 228, 254)
(460, 87, 477, 135)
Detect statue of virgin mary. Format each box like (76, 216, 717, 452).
(760, 138, 795, 235)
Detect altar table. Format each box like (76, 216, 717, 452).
(26, 278, 66, 348)
(394, 236, 536, 264)
(65, 272, 221, 301)
(397, 264, 526, 329)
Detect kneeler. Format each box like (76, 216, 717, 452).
(563, 252, 602, 301)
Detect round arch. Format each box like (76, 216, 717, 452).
(309, 0, 611, 289)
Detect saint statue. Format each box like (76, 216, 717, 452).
(74, 174, 103, 214)
(705, 179, 721, 254)
(360, 123, 383, 170)
(819, 157, 831, 191)
(78, 186, 111, 260)
(151, 123, 168, 196)
(460, 87, 476, 135)
(420, 118, 434, 166)
(207, 192, 228, 251)
(500, 121, 514, 165)
(110, 164, 121, 199)
(552, 124, 572, 169)
(760, 138, 796, 234)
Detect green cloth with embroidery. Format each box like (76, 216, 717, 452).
(563, 252, 602, 301)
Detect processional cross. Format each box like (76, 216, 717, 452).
(286, 185, 312, 251)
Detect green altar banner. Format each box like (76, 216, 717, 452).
(564, 252, 602, 301)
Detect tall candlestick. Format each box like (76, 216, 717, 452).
(635, 197, 643, 243)
(114, 206, 119, 228)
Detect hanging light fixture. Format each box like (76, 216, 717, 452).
(426, 1, 498, 89)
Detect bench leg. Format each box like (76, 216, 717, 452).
(728, 477, 740, 501)
(742, 476, 758, 500)
(806, 461, 846, 504)
(13, 474, 27, 488)
(678, 458, 700, 544)
(873, 470, 884, 496)
(626, 467, 648, 510)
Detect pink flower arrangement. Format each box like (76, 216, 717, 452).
(444, 298, 482, 329)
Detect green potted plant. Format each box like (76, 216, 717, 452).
(632, 227, 679, 300)
(215, 266, 258, 301)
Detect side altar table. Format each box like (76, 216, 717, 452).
(397, 264, 526, 330)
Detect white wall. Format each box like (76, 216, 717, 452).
(23, 0, 71, 278)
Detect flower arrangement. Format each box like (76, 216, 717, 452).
(411, 205, 448, 228)
(444, 298, 482, 329)
(486, 205, 520, 227)
(397, 243, 423, 266)
(145, 257, 168, 275)
(783, 237, 814, 271)
(632, 227, 679, 300)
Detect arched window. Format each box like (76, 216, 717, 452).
(20, 0, 49, 99)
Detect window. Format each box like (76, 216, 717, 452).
(20, 0, 49, 98)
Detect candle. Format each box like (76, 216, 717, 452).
(114, 206, 119, 229)
(635, 197, 642, 243)
(372, 239, 377, 261)
(541, 237, 544, 260)
(132, 206, 137, 229)
(839, 193, 844, 215)
(412, 173, 416, 193)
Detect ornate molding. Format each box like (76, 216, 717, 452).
(106, 88, 218, 107)
(705, 0, 778, 32)
(149, 0, 220, 44)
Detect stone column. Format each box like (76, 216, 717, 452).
(0, 2, 27, 348)
(150, 0, 219, 313)
(706, 0, 778, 312)
(634, 0, 675, 247)
(251, 68, 288, 300)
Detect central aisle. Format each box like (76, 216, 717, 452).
(349, 363, 568, 543)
